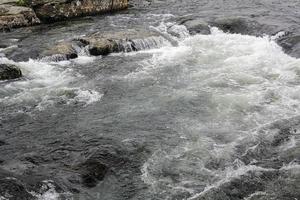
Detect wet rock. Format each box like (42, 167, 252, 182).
(0, 4, 40, 30)
(32, 0, 128, 23)
(39, 30, 164, 61)
(41, 42, 78, 60)
(277, 35, 300, 58)
(77, 29, 164, 56)
(211, 17, 269, 36)
(0, 63, 22, 80)
(71, 144, 127, 188)
(76, 159, 108, 188)
(181, 18, 210, 35)
(82, 37, 119, 56)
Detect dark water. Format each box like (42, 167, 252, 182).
(0, 1, 300, 200)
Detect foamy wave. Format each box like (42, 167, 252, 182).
(0, 57, 101, 112)
(138, 27, 300, 199)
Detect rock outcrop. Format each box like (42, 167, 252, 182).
(78, 29, 163, 56)
(31, 0, 128, 23)
(0, 0, 128, 29)
(0, 63, 22, 80)
(41, 28, 165, 59)
(41, 42, 78, 61)
(0, 4, 40, 30)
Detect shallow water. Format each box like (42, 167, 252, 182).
(0, 1, 300, 200)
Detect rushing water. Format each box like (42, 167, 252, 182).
(0, 0, 300, 200)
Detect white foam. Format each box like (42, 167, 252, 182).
(29, 181, 72, 200)
(131, 27, 300, 126)
(0, 57, 101, 112)
(73, 56, 95, 65)
(137, 28, 300, 198)
(74, 89, 103, 104)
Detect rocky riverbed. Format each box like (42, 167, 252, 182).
(0, 0, 300, 200)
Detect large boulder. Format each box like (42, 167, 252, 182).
(0, 4, 40, 30)
(32, 0, 128, 23)
(0, 63, 22, 80)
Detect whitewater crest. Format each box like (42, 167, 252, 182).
(0, 56, 102, 116)
(138, 27, 300, 199)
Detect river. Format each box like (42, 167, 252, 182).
(0, 0, 299, 200)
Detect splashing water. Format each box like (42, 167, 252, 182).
(0, 56, 102, 116)
(135, 27, 300, 199)
(0, 15, 299, 199)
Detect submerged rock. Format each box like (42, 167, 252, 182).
(180, 18, 211, 35)
(277, 34, 300, 58)
(0, 63, 22, 80)
(0, 4, 40, 30)
(32, 0, 128, 23)
(211, 17, 266, 36)
(75, 159, 108, 188)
